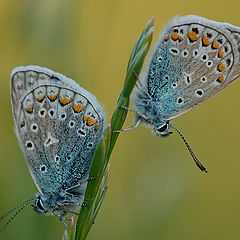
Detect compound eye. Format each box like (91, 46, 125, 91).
(156, 123, 168, 133)
(36, 198, 45, 211)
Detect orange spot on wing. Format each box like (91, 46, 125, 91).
(187, 32, 198, 42)
(83, 115, 88, 123)
(95, 124, 99, 131)
(36, 95, 45, 102)
(217, 76, 224, 83)
(59, 97, 71, 105)
(20, 120, 25, 127)
(164, 34, 169, 41)
(218, 49, 224, 58)
(87, 117, 96, 126)
(73, 104, 84, 113)
(202, 35, 210, 46)
(178, 36, 183, 41)
(212, 41, 220, 49)
(217, 62, 226, 72)
(171, 32, 178, 41)
(48, 94, 57, 101)
(25, 104, 34, 113)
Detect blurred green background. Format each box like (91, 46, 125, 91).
(1, 0, 240, 239)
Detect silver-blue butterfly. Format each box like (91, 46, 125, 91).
(131, 15, 240, 171)
(8, 66, 105, 226)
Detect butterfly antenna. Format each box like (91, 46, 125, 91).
(0, 198, 35, 232)
(0, 198, 35, 221)
(169, 123, 207, 173)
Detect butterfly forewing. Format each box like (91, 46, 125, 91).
(11, 66, 105, 196)
(142, 15, 240, 120)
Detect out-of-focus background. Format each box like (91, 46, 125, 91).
(1, 0, 240, 239)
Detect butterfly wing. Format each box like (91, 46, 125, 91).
(11, 66, 105, 196)
(138, 15, 240, 121)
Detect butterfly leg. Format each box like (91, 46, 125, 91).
(87, 176, 96, 182)
(133, 70, 140, 79)
(60, 218, 68, 228)
(113, 119, 141, 133)
(119, 105, 135, 112)
(113, 105, 148, 132)
(65, 177, 96, 193)
(70, 211, 80, 215)
(80, 202, 88, 207)
(52, 211, 69, 228)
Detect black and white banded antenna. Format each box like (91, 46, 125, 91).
(0, 198, 35, 232)
(169, 122, 207, 173)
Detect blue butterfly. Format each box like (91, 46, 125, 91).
(1, 65, 105, 231)
(125, 15, 240, 172)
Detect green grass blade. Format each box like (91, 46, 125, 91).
(63, 16, 154, 240)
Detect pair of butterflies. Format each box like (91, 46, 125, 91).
(1, 15, 240, 230)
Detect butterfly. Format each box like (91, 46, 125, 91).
(1, 65, 105, 230)
(129, 15, 240, 172)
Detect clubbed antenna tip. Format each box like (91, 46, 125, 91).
(169, 122, 208, 173)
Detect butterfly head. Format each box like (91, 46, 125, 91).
(33, 193, 62, 216)
(135, 109, 172, 137)
(152, 121, 172, 137)
(32, 190, 82, 218)
(33, 194, 49, 215)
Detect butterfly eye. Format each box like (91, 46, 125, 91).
(156, 123, 168, 133)
(36, 198, 45, 212)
